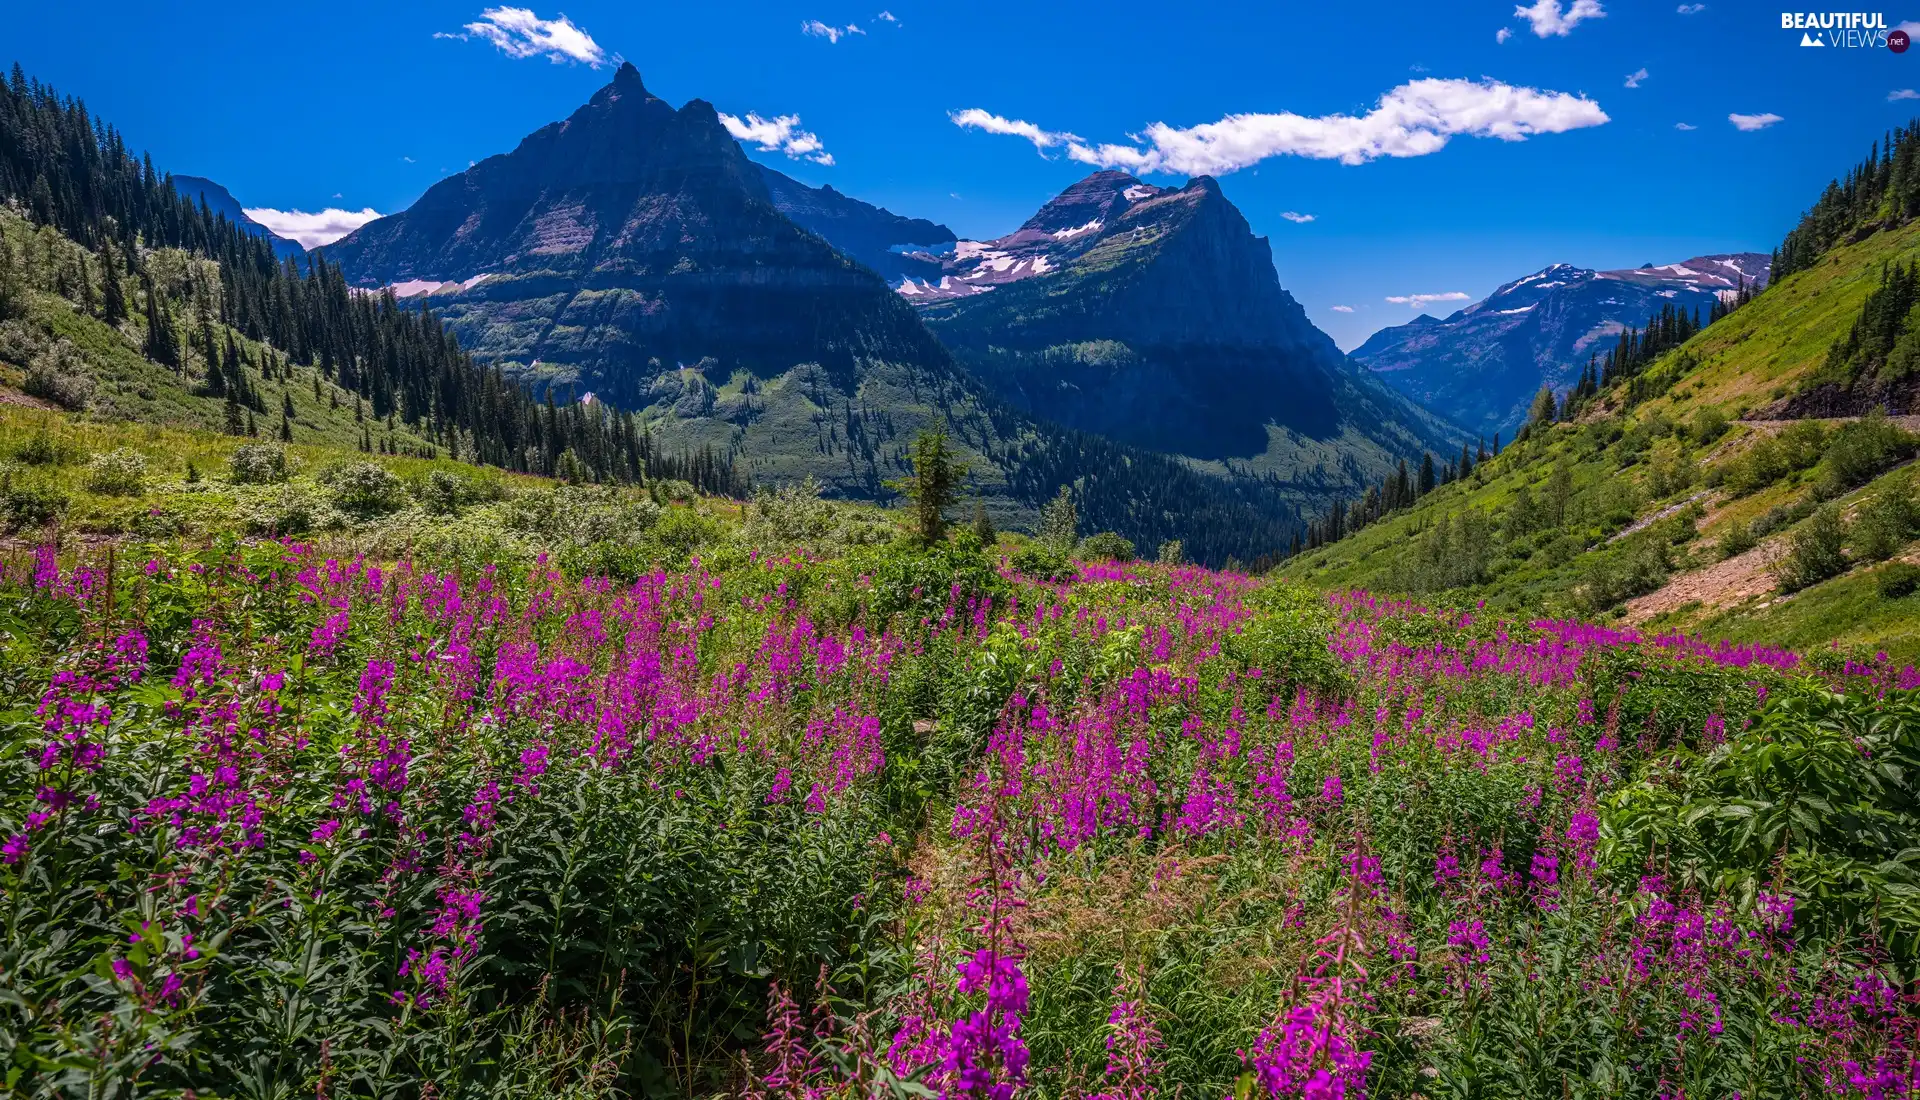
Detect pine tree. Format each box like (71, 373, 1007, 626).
(971, 499, 996, 545)
(97, 237, 125, 325)
(1417, 452, 1436, 496)
(1529, 385, 1557, 426)
(888, 424, 966, 544)
(279, 412, 292, 442)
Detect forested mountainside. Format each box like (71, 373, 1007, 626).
(913, 171, 1459, 491)
(1283, 126, 1920, 660)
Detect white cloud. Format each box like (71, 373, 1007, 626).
(719, 111, 834, 165)
(243, 207, 383, 249)
(1495, 27, 1513, 43)
(875, 10, 898, 22)
(402, 156, 416, 163)
(1624, 68, 1647, 89)
(1676, 2, 1705, 12)
(439, 7, 605, 67)
(1514, 0, 1605, 37)
(1385, 291, 1471, 307)
(1330, 304, 1356, 312)
(1674, 121, 1697, 130)
(802, 20, 865, 42)
(1052, 78, 1607, 176)
(1892, 89, 1920, 102)
(1280, 211, 1316, 223)
(1729, 112, 1783, 132)
(1898, 20, 1920, 35)
(950, 108, 1081, 154)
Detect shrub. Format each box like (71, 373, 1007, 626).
(23, 338, 94, 410)
(1775, 503, 1848, 592)
(1716, 522, 1758, 560)
(1814, 409, 1914, 497)
(1878, 562, 1920, 599)
(1688, 406, 1729, 445)
(1011, 543, 1075, 582)
(1156, 538, 1183, 566)
(413, 468, 495, 516)
(11, 432, 81, 467)
(0, 480, 67, 532)
(82, 447, 148, 497)
(318, 460, 408, 520)
(236, 483, 343, 536)
(1077, 531, 1136, 562)
(228, 443, 292, 485)
(1853, 479, 1920, 562)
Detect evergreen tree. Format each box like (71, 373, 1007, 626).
(1529, 385, 1558, 426)
(888, 424, 966, 544)
(1039, 486, 1079, 553)
(971, 499, 996, 545)
(1417, 452, 1436, 496)
(97, 236, 124, 325)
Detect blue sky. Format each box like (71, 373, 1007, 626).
(12, 2, 1920, 348)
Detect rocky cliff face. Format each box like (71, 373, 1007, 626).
(1353, 254, 1771, 435)
(915, 171, 1457, 480)
(757, 165, 954, 284)
(315, 67, 1319, 562)
(321, 63, 994, 499)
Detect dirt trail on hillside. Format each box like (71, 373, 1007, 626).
(1623, 543, 1779, 624)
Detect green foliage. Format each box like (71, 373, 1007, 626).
(1077, 531, 1135, 562)
(887, 426, 967, 545)
(1853, 473, 1920, 561)
(1156, 538, 1183, 566)
(0, 478, 66, 532)
(318, 460, 408, 520)
(1879, 562, 1920, 599)
(1776, 503, 1850, 592)
(1608, 684, 1920, 956)
(1039, 486, 1079, 553)
(1813, 409, 1916, 497)
(80, 447, 146, 497)
(226, 442, 291, 485)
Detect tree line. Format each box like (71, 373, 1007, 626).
(0, 63, 746, 496)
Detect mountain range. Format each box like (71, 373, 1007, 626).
(311, 62, 1454, 558)
(904, 170, 1457, 482)
(1353, 253, 1770, 435)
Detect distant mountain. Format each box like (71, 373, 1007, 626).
(1353, 253, 1771, 436)
(757, 165, 955, 284)
(319, 63, 1307, 563)
(911, 170, 1459, 487)
(172, 175, 305, 258)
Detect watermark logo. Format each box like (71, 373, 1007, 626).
(1781, 11, 1899, 48)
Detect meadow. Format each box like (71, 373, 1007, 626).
(4, 513, 1920, 1099)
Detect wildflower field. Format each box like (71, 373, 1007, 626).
(5, 534, 1920, 1099)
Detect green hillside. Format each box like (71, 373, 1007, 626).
(1281, 215, 1920, 660)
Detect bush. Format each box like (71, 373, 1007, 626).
(413, 468, 498, 516)
(0, 480, 67, 532)
(1156, 538, 1183, 566)
(1878, 562, 1920, 599)
(1011, 543, 1075, 582)
(1815, 410, 1914, 497)
(318, 460, 408, 520)
(11, 432, 81, 467)
(1077, 531, 1135, 562)
(1853, 479, 1920, 562)
(236, 482, 342, 536)
(23, 338, 94, 411)
(1775, 504, 1849, 592)
(1716, 522, 1758, 560)
(228, 443, 292, 485)
(82, 447, 148, 497)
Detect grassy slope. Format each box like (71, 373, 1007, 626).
(0, 211, 445, 457)
(1280, 219, 1920, 659)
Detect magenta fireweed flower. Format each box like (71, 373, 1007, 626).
(1321, 775, 1344, 808)
(353, 660, 397, 726)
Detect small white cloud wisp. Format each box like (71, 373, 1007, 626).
(801, 20, 865, 42)
(949, 109, 1081, 154)
(242, 207, 383, 249)
(1729, 112, 1783, 132)
(720, 112, 835, 165)
(1624, 68, 1648, 89)
(437, 7, 605, 66)
(1514, 0, 1605, 37)
(1280, 211, 1316, 223)
(1385, 291, 1471, 308)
